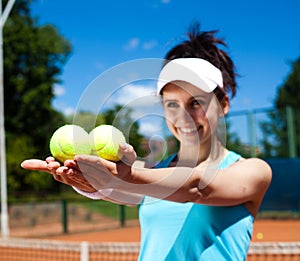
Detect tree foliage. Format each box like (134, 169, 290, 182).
(101, 104, 146, 157)
(223, 119, 253, 158)
(261, 57, 300, 157)
(65, 105, 146, 158)
(3, 0, 72, 195)
(66, 111, 106, 133)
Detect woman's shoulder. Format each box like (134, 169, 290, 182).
(239, 158, 272, 216)
(234, 157, 272, 184)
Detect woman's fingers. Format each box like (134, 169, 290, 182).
(21, 158, 97, 192)
(21, 159, 49, 172)
(45, 156, 56, 163)
(119, 142, 136, 165)
(74, 154, 117, 189)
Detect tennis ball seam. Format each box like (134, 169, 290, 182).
(50, 124, 92, 162)
(89, 125, 126, 162)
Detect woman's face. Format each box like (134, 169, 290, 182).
(161, 81, 229, 147)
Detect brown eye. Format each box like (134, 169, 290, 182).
(192, 99, 205, 107)
(163, 99, 179, 109)
(166, 102, 179, 108)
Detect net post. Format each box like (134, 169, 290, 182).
(80, 241, 89, 261)
(247, 110, 257, 157)
(286, 106, 297, 158)
(120, 205, 125, 227)
(61, 199, 68, 234)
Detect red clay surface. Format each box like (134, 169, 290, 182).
(49, 219, 300, 243)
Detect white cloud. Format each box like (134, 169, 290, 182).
(111, 83, 166, 138)
(123, 38, 140, 51)
(161, 0, 171, 4)
(142, 40, 157, 50)
(52, 100, 75, 116)
(123, 38, 157, 51)
(53, 85, 76, 115)
(63, 106, 75, 116)
(113, 83, 157, 106)
(53, 84, 66, 97)
(139, 121, 165, 137)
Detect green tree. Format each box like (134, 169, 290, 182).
(102, 104, 146, 157)
(3, 0, 72, 195)
(64, 106, 147, 159)
(66, 111, 106, 132)
(224, 118, 253, 158)
(261, 57, 300, 157)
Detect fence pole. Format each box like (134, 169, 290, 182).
(120, 205, 125, 227)
(247, 110, 257, 157)
(61, 200, 68, 234)
(286, 106, 297, 158)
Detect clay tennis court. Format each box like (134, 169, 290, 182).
(2, 219, 299, 261)
(49, 219, 300, 243)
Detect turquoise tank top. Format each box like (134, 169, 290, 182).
(138, 151, 254, 261)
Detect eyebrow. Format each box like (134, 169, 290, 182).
(189, 94, 212, 103)
(192, 95, 208, 99)
(162, 98, 178, 103)
(162, 94, 210, 102)
(161, 95, 177, 101)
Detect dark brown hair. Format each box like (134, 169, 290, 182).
(163, 21, 237, 100)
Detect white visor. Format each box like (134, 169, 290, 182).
(156, 58, 223, 95)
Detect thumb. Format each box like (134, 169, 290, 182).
(119, 143, 136, 166)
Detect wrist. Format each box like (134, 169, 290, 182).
(115, 162, 136, 184)
(73, 187, 113, 200)
(120, 165, 141, 184)
(82, 188, 98, 193)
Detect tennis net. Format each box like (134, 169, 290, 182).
(0, 238, 299, 261)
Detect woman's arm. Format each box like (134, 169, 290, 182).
(21, 145, 272, 214)
(73, 187, 143, 206)
(21, 157, 143, 206)
(73, 149, 272, 215)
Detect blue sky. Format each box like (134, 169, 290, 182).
(29, 0, 300, 139)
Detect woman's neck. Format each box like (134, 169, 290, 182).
(176, 138, 227, 167)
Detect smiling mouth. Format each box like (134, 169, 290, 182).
(178, 126, 202, 135)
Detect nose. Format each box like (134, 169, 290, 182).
(176, 106, 195, 125)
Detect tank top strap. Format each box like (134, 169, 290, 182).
(154, 151, 241, 170)
(218, 151, 242, 169)
(153, 153, 177, 168)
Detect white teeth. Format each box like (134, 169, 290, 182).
(180, 127, 197, 134)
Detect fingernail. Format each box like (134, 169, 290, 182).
(119, 142, 127, 149)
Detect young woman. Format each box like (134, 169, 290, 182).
(22, 22, 272, 260)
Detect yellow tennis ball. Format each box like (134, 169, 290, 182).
(89, 125, 126, 161)
(49, 124, 92, 162)
(256, 232, 264, 240)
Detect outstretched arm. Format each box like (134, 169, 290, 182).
(21, 155, 143, 206)
(72, 146, 272, 216)
(21, 144, 272, 215)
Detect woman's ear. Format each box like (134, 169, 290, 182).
(220, 95, 230, 116)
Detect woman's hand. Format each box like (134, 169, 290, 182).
(21, 143, 137, 192)
(73, 143, 137, 189)
(21, 156, 97, 193)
